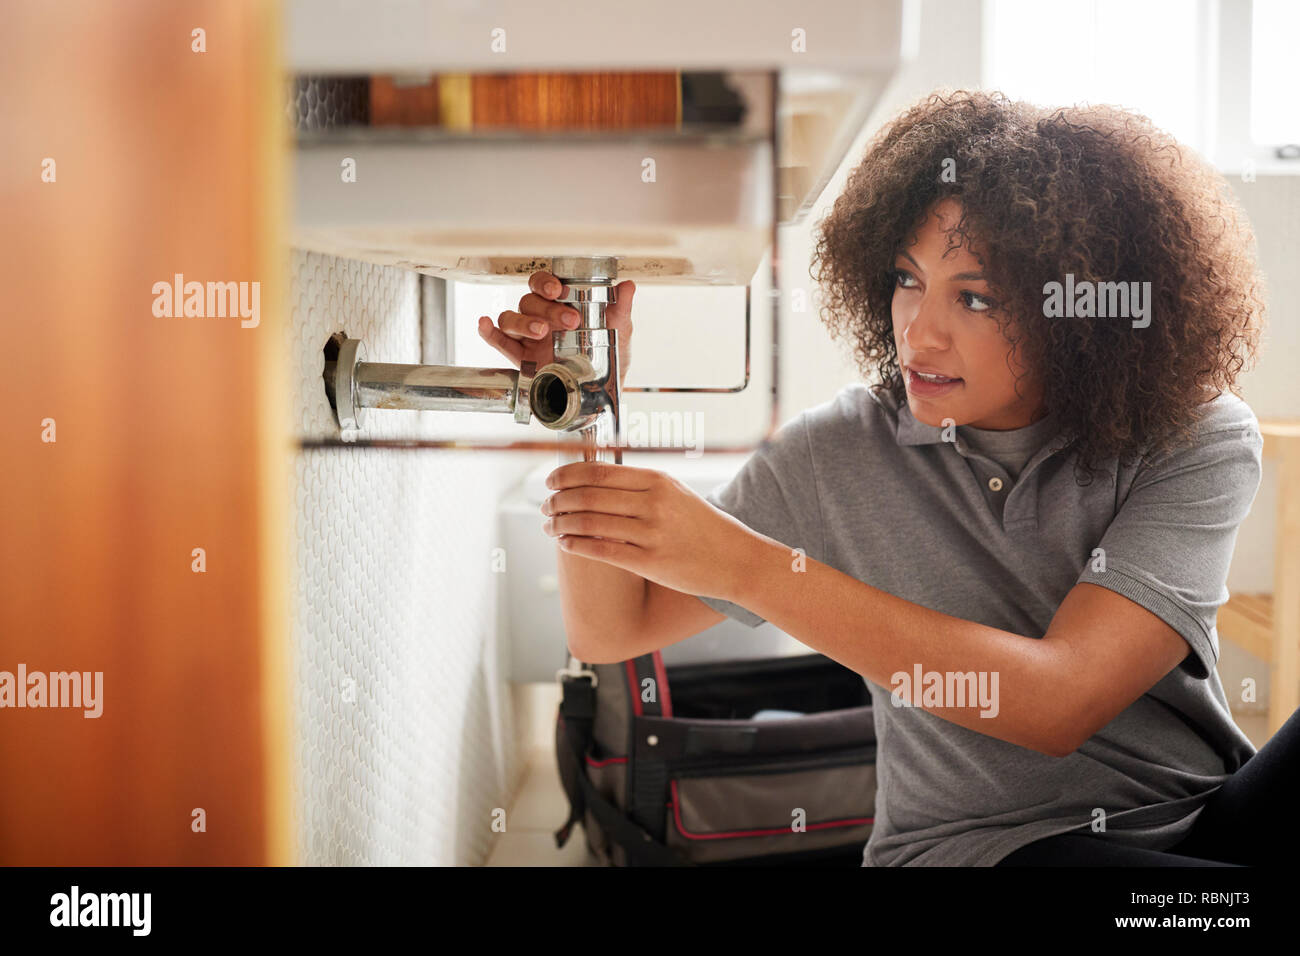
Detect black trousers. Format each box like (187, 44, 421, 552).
(997, 706, 1300, 866)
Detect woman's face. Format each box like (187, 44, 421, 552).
(891, 198, 1044, 430)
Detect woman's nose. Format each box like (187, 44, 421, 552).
(902, 298, 949, 351)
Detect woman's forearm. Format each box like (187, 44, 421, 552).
(730, 532, 1073, 756)
(555, 544, 647, 662)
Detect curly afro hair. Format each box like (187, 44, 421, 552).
(811, 88, 1265, 477)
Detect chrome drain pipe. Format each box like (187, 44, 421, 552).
(324, 332, 536, 430)
(323, 255, 620, 459)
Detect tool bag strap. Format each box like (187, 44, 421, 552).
(553, 670, 689, 867)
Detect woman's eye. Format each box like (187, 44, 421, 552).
(961, 291, 994, 312)
(893, 269, 918, 289)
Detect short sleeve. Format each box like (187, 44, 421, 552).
(1075, 398, 1263, 680)
(694, 411, 824, 627)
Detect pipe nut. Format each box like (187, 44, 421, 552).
(550, 255, 619, 285)
(530, 356, 617, 432)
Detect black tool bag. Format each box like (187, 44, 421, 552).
(554, 650, 877, 866)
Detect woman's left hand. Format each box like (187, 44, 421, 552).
(540, 461, 756, 600)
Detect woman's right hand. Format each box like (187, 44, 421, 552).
(477, 269, 636, 385)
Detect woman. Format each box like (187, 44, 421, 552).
(477, 90, 1294, 866)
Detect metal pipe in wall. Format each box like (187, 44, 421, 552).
(321, 256, 625, 446)
(353, 362, 521, 414)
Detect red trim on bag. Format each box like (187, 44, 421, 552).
(584, 754, 628, 768)
(652, 650, 672, 718)
(667, 779, 873, 840)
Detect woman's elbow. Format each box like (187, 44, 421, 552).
(565, 633, 622, 665)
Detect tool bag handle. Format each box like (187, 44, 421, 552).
(553, 668, 690, 867)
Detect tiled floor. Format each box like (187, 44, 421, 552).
(485, 687, 1275, 867)
(484, 748, 598, 866)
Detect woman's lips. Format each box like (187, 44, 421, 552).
(905, 367, 963, 398)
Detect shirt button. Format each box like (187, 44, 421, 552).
(988, 476, 1004, 492)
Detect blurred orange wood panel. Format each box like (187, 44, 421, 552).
(0, 1, 293, 864)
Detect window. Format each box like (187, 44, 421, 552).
(983, 0, 1300, 172)
(984, 0, 1206, 151)
(1250, 0, 1300, 146)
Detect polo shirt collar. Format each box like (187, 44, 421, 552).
(894, 400, 1069, 460)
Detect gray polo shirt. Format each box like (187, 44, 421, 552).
(696, 382, 1261, 866)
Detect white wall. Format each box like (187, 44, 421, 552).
(288, 251, 541, 864)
